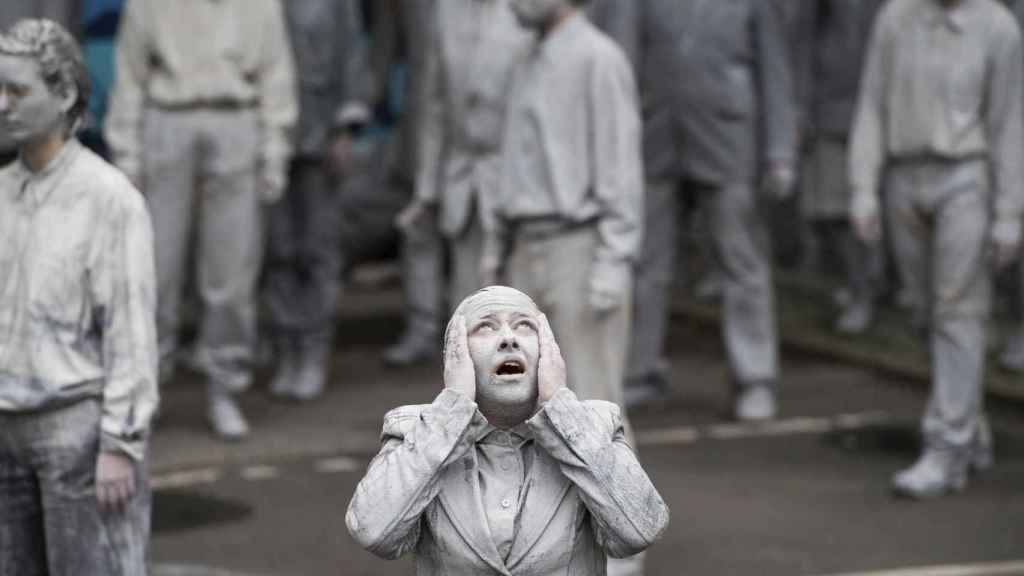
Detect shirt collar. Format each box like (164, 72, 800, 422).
(536, 10, 585, 57)
(476, 417, 534, 446)
(926, 0, 972, 33)
(14, 139, 81, 201)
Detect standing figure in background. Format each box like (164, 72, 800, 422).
(999, 0, 1024, 372)
(264, 0, 372, 401)
(0, 0, 79, 166)
(106, 0, 297, 439)
(373, 0, 446, 368)
(0, 19, 157, 573)
(796, 0, 886, 335)
(591, 0, 798, 420)
(850, 0, 1023, 498)
(397, 0, 533, 312)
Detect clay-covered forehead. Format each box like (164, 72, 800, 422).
(454, 286, 540, 324)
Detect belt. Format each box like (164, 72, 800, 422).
(505, 216, 598, 239)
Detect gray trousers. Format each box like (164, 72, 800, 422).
(143, 107, 263, 390)
(507, 224, 632, 409)
(264, 158, 343, 346)
(702, 181, 779, 386)
(885, 158, 991, 451)
(449, 214, 486, 309)
(0, 399, 150, 576)
(397, 182, 444, 340)
(627, 179, 679, 387)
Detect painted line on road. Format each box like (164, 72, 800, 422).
(239, 465, 280, 481)
(636, 411, 894, 447)
(153, 563, 274, 576)
(150, 468, 222, 491)
(811, 559, 1024, 576)
(314, 456, 362, 474)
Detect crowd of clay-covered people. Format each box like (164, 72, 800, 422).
(2, 0, 1024, 573)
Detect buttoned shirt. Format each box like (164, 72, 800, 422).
(0, 140, 159, 461)
(105, 0, 297, 186)
(850, 0, 1024, 235)
(416, 0, 533, 237)
(477, 425, 533, 560)
(500, 13, 643, 271)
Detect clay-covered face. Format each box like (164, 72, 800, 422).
(0, 53, 69, 146)
(460, 288, 541, 410)
(509, 0, 567, 29)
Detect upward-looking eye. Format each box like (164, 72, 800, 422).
(514, 320, 537, 333)
(472, 322, 497, 334)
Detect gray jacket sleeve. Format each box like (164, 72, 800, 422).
(985, 16, 1024, 245)
(848, 6, 891, 220)
(415, 2, 446, 204)
(587, 0, 640, 71)
(346, 390, 488, 560)
(527, 389, 670, 558)
(754, 0, 798, 167)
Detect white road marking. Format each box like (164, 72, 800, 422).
(240, 465, 280, 481)
(151, 468, 221, 491)
(153, 564, 274, 576)
(635, 411, 896, 447)
(314, 456, 362, 474)
(811, 560, 1024, 576)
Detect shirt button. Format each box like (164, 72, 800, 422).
(501, 498, 512, 509)
(500, 458, 512, 471)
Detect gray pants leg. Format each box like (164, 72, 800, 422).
(0, 400, 150, 576)
(626, 179, 678, 387)
(144, 108, 262, 390)
(704, 181, 779, 386)
(507, 225, 632, 410)
(400, 199, 444, 340)
(264, 159, 343, 346)
(448, 216, 486, 310)
(885, 160, 991, 451)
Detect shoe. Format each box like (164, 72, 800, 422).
(291, 343, 330, 401)
(834, 300, 874, 335)
(624, 379, 669, 409)
(969, 420, 994, 474)
(207, 388, 250, 440)
(891, 449, 967, 499)
(734, 384, 777, 422)
(382, 330, 437, 367)
(999, 331, 1024, 372)
(832, 287, 852, 309)
(269, 342, 300, 399)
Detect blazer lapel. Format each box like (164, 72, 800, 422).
(505, 448, 574, 568)
(438, 451, 512, 576)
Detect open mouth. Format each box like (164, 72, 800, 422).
(495, 359, 526, 377)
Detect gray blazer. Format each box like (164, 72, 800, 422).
(347, 389, 669, 576)
(590, 0, 798, 185)
(283, 0, 372, 157)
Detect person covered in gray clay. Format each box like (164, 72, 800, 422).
(794, 0, 887, 335)
(850, 0, 1024, 498)
(587, 0, 798, 421)
(105, 0, 298, 439)
(262, 0, 372, 402)
(0, 18, 157, 574)
(395, 0, 534, 312)
(347, 286, 669, 575)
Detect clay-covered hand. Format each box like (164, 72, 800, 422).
(327, 134, 355, 178)
(395, 197, 431, 233)
(536, 313, 567, 406)
(260, 165, 288, 205)
(850, 195, 882, 244)
(763, 162, 796, 201)
(443, 314, 476, 401)
(990, 218, 1022, 270)
(96, 451, 137, 513)
(588, 259, 629, 314)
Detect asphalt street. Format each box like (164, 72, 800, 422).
(148, 286, 1024, 576)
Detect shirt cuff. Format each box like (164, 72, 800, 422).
(101, 432, 146, 462)
(334, 101, 372, 131)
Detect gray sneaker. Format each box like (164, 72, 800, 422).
(835, 300, 874, 335)
(383, 330, 437, 367)
(269, 344, 300, 399)
(891, 449, 967, 499)
(207, 389, 250, 441)
(734, 385, 777, 422)
(291, 343, 330, 402)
